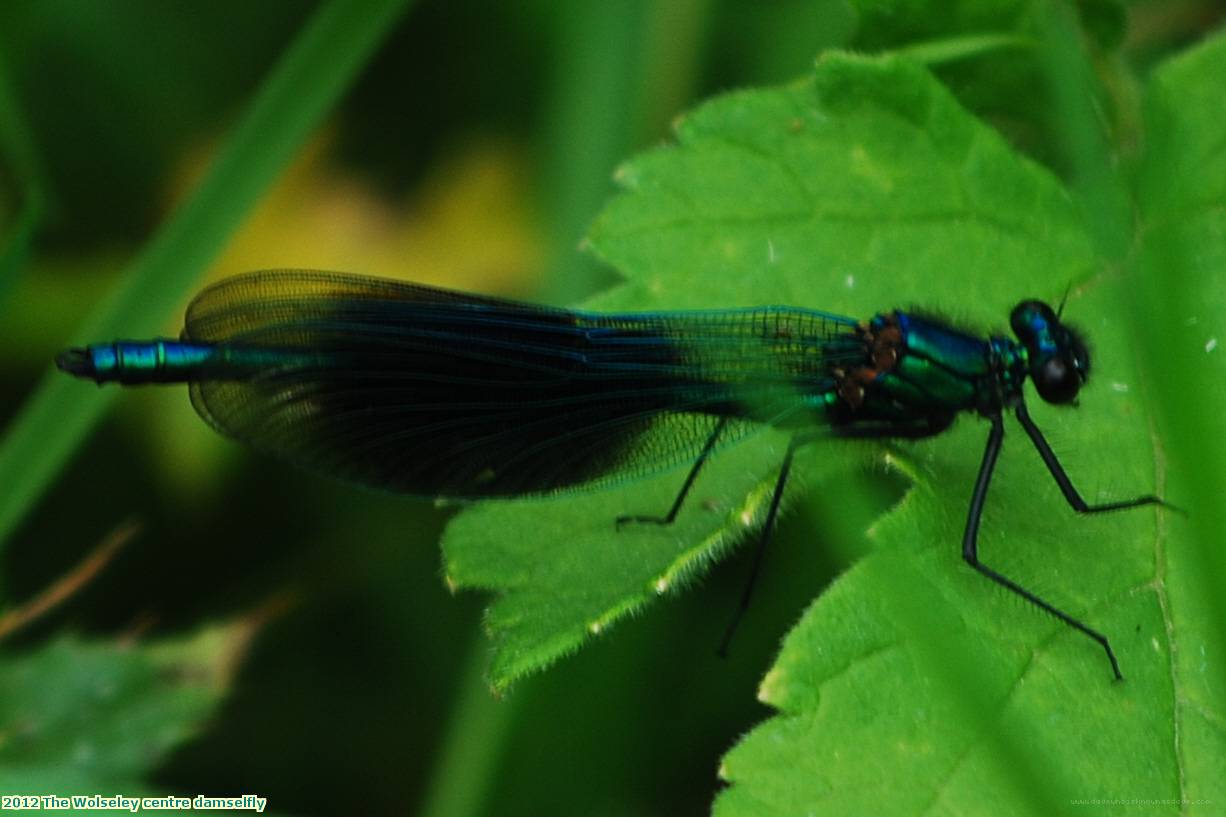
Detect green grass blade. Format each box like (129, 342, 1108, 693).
(0, 188, 43, 300)
(538, 1, 698, 304)
(0, 51, 49, 301)
(896, 32, 1033, 66)
(418, 632, 522, 817)
(1035, 0, 1131, 263)
(0, 0, 413, 556)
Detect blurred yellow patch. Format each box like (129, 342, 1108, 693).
(178, 132, 544, 294)
(152, 133, 545, 500)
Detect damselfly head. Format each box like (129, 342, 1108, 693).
(1009, 300, 1090, 405)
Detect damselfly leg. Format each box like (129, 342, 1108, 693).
(962, 405, 1169, 680)
(615, 417, 730, 528)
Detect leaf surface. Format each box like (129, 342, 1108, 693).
(444, 54, 1103, 700)
(0, 630, 237, 796)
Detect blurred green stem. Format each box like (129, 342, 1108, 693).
(0, 187, 42, 301)
(538, 0, 709, 305)
(418, 631, 521, 817)
(898, 32, 1033, 67)
(0, 52, 49, 301)
(1036, 0, 1132, 264)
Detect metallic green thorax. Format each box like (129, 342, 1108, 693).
(822, 310, 1032, 435)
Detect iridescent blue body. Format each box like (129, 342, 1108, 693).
(57, 270, 1160, 678)
(58, 271, 1051, 493)
(64, 340, 314, 384)
(68, 308, 1038, 429)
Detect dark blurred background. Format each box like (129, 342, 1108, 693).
(0, 1, 1219, 815)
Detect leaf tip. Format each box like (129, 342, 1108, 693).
(611, 161, 638, 189)
(757, 666, 785, 706)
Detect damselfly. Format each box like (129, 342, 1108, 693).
(58, 270, 1167, 678)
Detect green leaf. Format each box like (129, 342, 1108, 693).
(443, 52, 1100, 693)
(710, 41, 1226, 817)
(0, 629, 236, 794)
(845, 0, 1133, 179)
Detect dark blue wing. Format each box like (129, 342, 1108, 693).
(183, 270, 862, 498)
